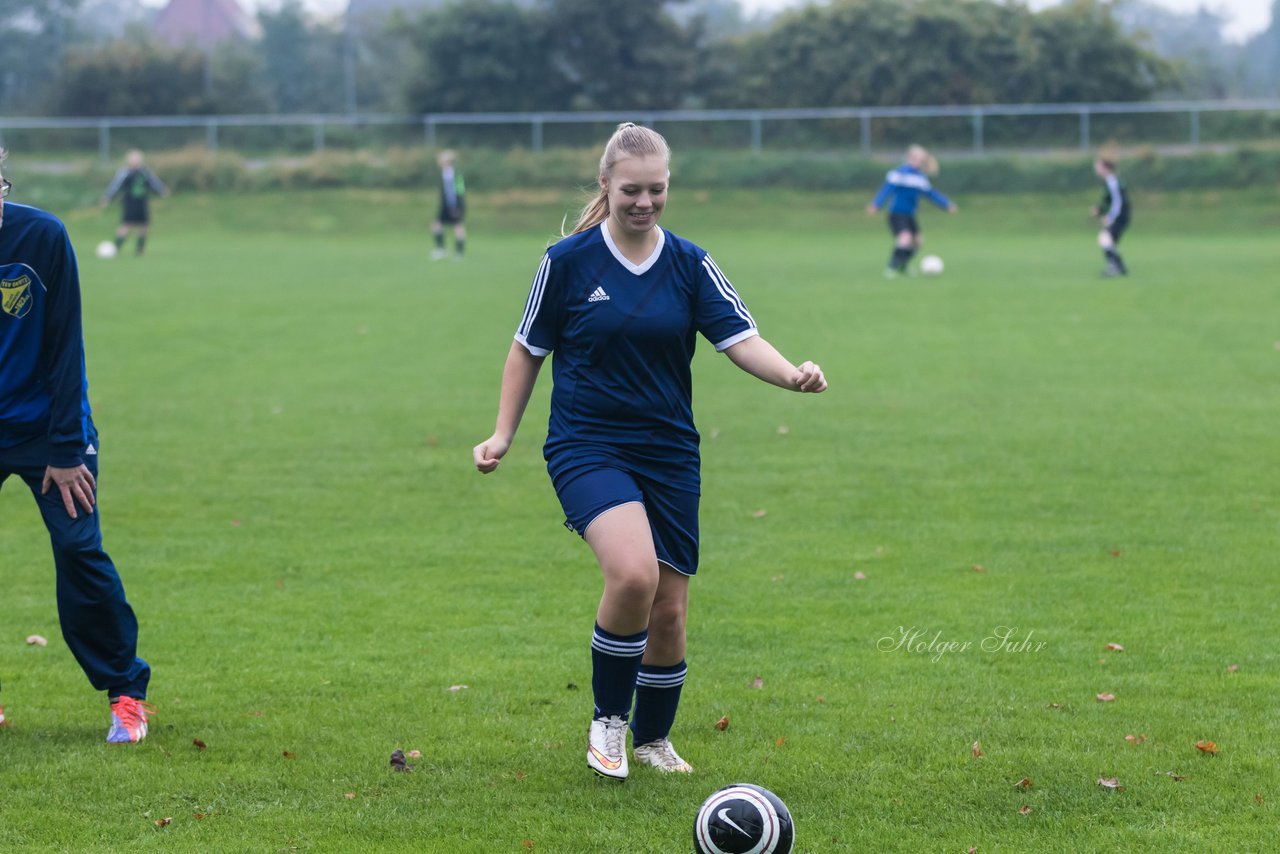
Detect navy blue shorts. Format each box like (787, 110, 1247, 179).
(553, 465, 700, 576)
(1106, 218, 1129, 243)
(888, 213, 919, 236)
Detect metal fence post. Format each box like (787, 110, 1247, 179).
(750, 113, 763, 153)
(972, 109, 984, 154)
(424, 117, 436, 148)
(860, 111, 871, 155)
(98, 122, 110, 164)
(532, 116, 543, 152)
(206, 119, 218, 152)
(314, 120, 325, 153)
(1079, 109, 1090, 151)
(1189, 109, 1200, 147)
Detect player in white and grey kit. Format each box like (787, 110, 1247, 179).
(1092, 158, 1131, 277)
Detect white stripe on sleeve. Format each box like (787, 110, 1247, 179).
(514, 254, 552, 355)
(701, 256, 756, 328)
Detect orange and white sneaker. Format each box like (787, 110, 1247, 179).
(106, 696, 155, 744)
(633, 738, 693, 773)
(587, 715, 629, 780)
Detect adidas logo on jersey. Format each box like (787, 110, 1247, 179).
(587, 286, 610, 302)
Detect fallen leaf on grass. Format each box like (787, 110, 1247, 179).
(1097, 777, 1124, 791)
(192, 738, 207, 750)
(972, 564, 986, 573)
(1014, 778, 1033, 789)
(971, 741, 982, 758)
(776, 425, 790, 435)
(1109, 549, 1122, 557)
(1104, 643, 1124, 652)
(282, 751, 295, 760)
(230, 519, 242, 528)
(448, 684, 468, 692)
(816, 695, 826, 704)
(1124, 734, 1147, 745)
(715, 715, 729, 731)
(407, 749, 422, 760)
(1256, 794, 1264, 805)
(522, 841, 535, 850)
(25, 635, 47, 646)
(853, 571, 866, 580)
(1018, 805, 1032, 816)
(968, 848, 978, 854)
(775, 737, 786, 748)
(1045, 703, 1063, 710)
(751, 509, 767, 518)
(515, 770, 527, 781)
(344, 793, 356, 800)
(154, 817, 172, 827)
(1156, 771, 1187, 781)
(771, 574, 784, 582)
(1096, 693, 1116, 702)
(749, 676, 764, 689)
(1226, 664, 1239, 673)
(1195, 740, 1220, 755)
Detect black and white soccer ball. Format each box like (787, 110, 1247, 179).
(693, 783, 794, 854)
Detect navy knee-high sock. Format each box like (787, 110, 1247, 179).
(631, 660, 687, 746)
(591, 623, 647, 719)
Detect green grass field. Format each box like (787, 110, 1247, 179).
(2, 184, 1277, 852)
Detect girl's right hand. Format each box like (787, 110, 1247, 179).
(473, 435, 511, 473)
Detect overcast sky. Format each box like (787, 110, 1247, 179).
(738, 0, 1271, 41)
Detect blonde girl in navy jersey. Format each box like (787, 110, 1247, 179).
(473, 122, 827, 780)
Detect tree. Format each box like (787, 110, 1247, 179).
(255, 1, 344, 113)
(401, 0, 554, 113)
(540, 0, 701, 110)
(54, 32, 268, 115)
(0, 0, 81, 112)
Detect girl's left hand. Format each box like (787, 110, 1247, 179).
(791, 361, 827, 393)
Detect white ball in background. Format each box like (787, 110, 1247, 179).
(95, 240, 118, 259)
(920, 254, 944, 276)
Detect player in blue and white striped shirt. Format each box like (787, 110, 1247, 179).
(473, 123, 827, 781)
(1092, 158, 1130, 276)
(866, 145, 958, 277)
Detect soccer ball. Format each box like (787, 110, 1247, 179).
(95, 240, 118, 259)
(919, 254, 944, 276)
(693, 783, 794, 854)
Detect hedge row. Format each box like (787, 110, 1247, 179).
(21, 145, 1280, 207)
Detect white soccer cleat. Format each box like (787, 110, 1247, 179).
(430, 248, 448, 261)
(633, 737, 693, 773)
(587, 715, 629, 780)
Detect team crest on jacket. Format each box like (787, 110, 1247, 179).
(1, 274, 33, 318)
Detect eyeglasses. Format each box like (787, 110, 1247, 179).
(0, 179, 10, 199)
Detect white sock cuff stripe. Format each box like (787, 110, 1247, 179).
(591, 633, 648, 657)
(636, 665, 687, 687)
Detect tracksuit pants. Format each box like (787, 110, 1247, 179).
(0, 435, 150, 699)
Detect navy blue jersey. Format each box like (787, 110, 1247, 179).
(0, 203, 93, 468)
(871, 164, 952, 215)
(515, 223, 757, 490)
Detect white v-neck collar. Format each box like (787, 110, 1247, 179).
(600, 221, 665, 276)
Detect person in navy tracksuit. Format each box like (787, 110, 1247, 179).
(473, 123, 827, 781)
(866, 144, 958, 277)
(1092, 157, 1131, 276)
(0, 152, 152, 743)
